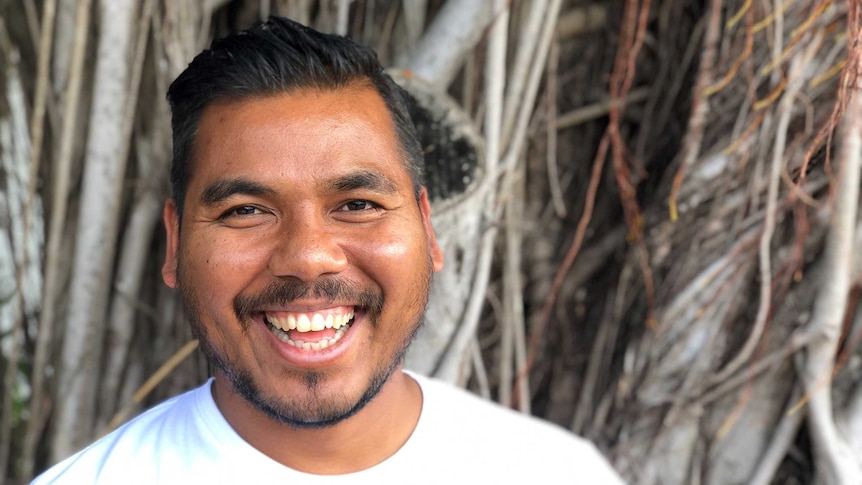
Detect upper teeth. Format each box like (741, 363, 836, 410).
(265, 310, 354, 332)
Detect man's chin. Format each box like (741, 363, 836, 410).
(227, 364, 398, 429)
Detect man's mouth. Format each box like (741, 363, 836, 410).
(263, 308, 355, 350)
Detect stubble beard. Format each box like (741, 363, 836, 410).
(178, 258, 433, 429)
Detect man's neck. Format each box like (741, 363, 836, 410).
(210, 369, 423, 475)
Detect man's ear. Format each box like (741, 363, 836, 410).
(162, 199, 180, 288)
(418, 188, 444, 272)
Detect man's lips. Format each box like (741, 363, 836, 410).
(261, 306, 356, 351)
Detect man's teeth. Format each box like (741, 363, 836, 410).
(270, 323, 350, 350)
(266, 311, 354, 332)
(264, 310, 355, 350)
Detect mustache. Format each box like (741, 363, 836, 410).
(233, 278, 384, 323)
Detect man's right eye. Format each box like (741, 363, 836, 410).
(220, 205, 262, 219)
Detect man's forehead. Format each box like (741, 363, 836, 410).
(194, 87, 397, 147)
(186, 87, 411, 191)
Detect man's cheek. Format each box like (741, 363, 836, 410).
(369, 240, 411, 259)
(189, 236, 267, 270)
(355, 224, 423, 260)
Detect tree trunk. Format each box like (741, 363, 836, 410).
(53, 0, 139, 462)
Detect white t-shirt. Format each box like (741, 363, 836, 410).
(33, 373, 624, 484)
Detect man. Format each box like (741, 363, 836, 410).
(34, 17, 623, 484)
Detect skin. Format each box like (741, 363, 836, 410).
(161, 84, 444, 474)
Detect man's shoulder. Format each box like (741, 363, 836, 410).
(414, 373, 588, 446)
(31, 382, 213, 484)
(409, 373, 624, 483)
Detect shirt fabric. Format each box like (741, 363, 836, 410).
(33, 372, 624, 484)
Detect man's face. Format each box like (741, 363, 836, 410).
(162, 86, 443, 427)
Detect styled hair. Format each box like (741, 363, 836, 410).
(166, 16, 423, 215)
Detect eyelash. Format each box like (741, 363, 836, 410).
(220, 205, 262, 219)
(340, 200, 379, 211)
(217, 200, 380, 222)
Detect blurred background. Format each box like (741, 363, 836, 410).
(0, 0, 860, 483)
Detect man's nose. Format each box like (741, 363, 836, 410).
(267, 216, 348, 281)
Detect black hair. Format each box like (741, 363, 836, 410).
(166, 16, 424, 215)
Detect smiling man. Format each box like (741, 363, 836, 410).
(34, 17, 623, 484)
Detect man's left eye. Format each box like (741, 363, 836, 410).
(233, 206, 260, 215)
(340, 200, 377, 211)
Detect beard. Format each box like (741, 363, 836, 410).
(178, 260, 432, 429)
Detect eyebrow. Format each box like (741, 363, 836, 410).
(323, 170, 398, 195)
(200, 178, 276, 205)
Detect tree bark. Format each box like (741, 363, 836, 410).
(0, 42, 43, 484)
(803, 36, 862, 484)
(399, 0, 494, 87)
(53, 0, 139, 462)
(23, 0, 93, 474)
